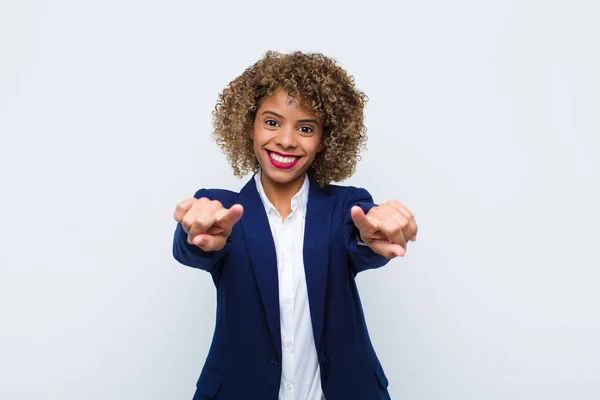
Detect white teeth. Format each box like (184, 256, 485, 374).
(269, 152, 298, 164)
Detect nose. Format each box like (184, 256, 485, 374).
(274, 125, 297, 149)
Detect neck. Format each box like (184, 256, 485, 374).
(260, 172, 305, 218)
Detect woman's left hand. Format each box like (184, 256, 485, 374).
(351, 200, 418, 259)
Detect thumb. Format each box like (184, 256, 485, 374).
(351, 205, 370, 232)
(217, 204, 244, 231)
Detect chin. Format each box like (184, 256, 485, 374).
(261, 165, 305, 184)
(264, 169, 299, 182)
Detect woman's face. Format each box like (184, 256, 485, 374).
(252, 87, 324, 192)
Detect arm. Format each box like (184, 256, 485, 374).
(172, 221, 231, 273)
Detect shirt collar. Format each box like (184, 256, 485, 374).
(254, 168, 310, 218)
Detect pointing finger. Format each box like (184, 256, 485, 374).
(375, 212, 407, 252)
(388, 200, 418, 241)
(187, 213, 218, 242)
(192, 233, 227, 252)
(369, 240, 406, 259)
(384, 208, 410, 249)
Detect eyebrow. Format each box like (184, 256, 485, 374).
(261, 110, 318, 124)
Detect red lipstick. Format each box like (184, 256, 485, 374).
(266, 150, 301, 170)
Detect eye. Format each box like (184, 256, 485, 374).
(299, 126, 313, 134)
(265, 119, 279, 127)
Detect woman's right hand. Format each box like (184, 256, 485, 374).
(174, 198, 244, 252)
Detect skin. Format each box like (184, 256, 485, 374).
(351, 201, 417, 259)
(173, 88, 418, 258)
(251, 87, 324, 220)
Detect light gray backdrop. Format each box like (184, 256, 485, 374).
(1, 0, 598, 399)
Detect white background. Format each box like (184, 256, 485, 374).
(1, 0, 599, 399)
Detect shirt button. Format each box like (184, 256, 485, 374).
(283, 297, 293, 305)
(285, 383, 293, 390)
(284, 341, 293, 348)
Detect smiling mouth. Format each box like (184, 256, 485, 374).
(267, 151, 300, 164)
(266, 150, 302, 169)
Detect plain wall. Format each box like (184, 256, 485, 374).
(1, 0, 599, 398)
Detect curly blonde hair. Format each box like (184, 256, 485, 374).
(212, 50, 368, 187)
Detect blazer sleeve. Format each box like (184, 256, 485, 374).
(172, 189, 232, 273)
(343, 187, 391, 274)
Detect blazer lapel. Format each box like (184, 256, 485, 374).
(239, 176, 281, 360)
(238, 174, 335, 361)
(303, 178, 335, 353)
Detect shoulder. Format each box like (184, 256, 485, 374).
(319, 183, 374, 204)
(193, 188, 239, 208)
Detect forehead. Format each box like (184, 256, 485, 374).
(257, 87, 317, 118)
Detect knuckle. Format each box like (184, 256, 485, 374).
(194, 215, 209, 227)
(394, 215, 407, 227)
(181, 215, 194, 228)
(384, 221, 400, 234)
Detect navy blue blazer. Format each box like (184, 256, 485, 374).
(172, 175, 392, 400)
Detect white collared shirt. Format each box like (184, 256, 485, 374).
(254, 170, 325, 400)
